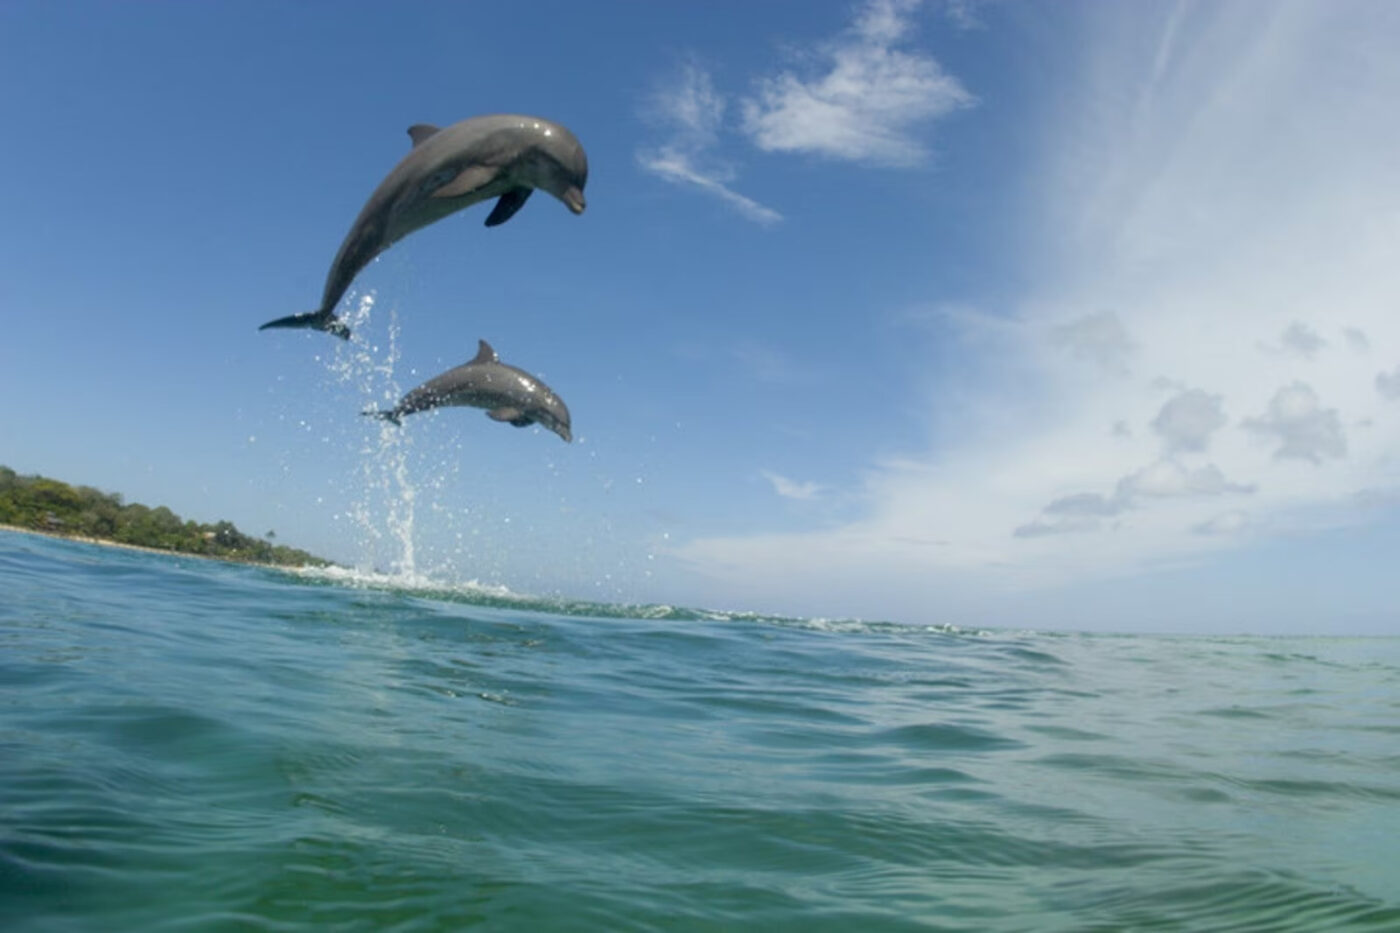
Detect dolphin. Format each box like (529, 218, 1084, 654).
(260, 115, 588, 339)
(366, 339, 572, 442)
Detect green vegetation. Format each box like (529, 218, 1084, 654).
(0, 466, 331, 567)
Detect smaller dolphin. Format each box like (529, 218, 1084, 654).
(260, 114, 588, 339)
(366, 340, 571, 442)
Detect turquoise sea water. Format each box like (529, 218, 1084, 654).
(2, 529, 1398, 931)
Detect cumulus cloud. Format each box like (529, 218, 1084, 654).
(1279, 321, 1327, 358)
(740, 0, 975, 165)
(1013, 515, 1101, 538)
(1151, 388, 1226, 453)
(761, 470, 824, 501)
(1013, 460, 1253, 541)
(1344, 328, 1371, 352)
(1377, 366, 1400, 400)
(639, 1, 976, 220)
(1049, 311, 1135, 375)
(665, 4, 1400, 627)
(1193, 511, 1250, 536)
(1045, 492, 1122, 517)
(1242, 382, 1347, 464)
(1115, 461, 1254, 499)
(637, 62, 782, 225)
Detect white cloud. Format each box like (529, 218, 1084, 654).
(1115, 460, 1254, 499)
(730, 340, 805, 384)
(668, 4, 1400, 625)
(1013, 515, 1102, 538)
(761, 470, 824, 501)
(1279, 321, 1327, 358)
(740, 0, 975, 165)
(944, 0, 987, 31)
(1151, 388, 1226, 453)
(1377, 366, 1400, 400)
(1193, 511, 1250, 536)
(646, 60, 725, 144)
(1045, 491, 1122, 517)
(1013, 459, 1252, 541)
(636, 147, 782, 225)
(1242, 382, 1347, 464)
(1049, 311, 1135, 375)
(638, 0, 975, 222)
(637, 62, 783, 225)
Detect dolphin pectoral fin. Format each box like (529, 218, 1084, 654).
(430, 165, 497, 199)
(487, 407, 526, 425)
(407, 123, 441, 147)
(484, 187, 533, 227)
(259, 310, 351, 340)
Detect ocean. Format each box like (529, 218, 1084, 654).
(2, 528, 1397, 931)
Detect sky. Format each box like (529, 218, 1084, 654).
(2, 0, 1398, 634)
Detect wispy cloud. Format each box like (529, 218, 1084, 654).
(1049, 311, 1135, 375)
(730, 340, 806, 384)
(637, 61, 782, 225)
(637, 146, 782, 226)
(761, 470, 824, 501)
(670, 4, 1400, 622)
(740, 0, 975, 165)
(1193, 511, 1250, 536)
(638, 0, 974, 221)
(943, 0, 988, 32)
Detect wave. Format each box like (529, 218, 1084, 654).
(277, 562, 997, 636)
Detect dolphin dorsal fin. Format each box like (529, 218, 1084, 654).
(407, 124, 442, 147)
(469, 340, 498, 365)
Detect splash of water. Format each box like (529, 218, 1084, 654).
(316, 292, 420, 576)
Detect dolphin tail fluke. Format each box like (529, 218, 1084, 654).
(258, 310, 351, 340)
(362, 409, 402, 427)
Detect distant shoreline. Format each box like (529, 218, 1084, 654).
(0, 522, 296, 570)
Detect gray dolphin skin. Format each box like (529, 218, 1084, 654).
(366, 340, 571, 442)
(260, 115, 588, 339)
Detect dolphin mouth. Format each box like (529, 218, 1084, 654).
(562, 186, 586, 214)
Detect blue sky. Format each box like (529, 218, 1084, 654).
(2, 1, 1398, 634)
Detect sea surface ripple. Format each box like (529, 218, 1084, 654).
(2, 530, 1398, 931)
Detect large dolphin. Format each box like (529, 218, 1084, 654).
(366, 339, 572, 442)
(260, 114, 588, 339)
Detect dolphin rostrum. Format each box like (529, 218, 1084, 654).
(260, 115, 588, 339)
(366, 340, 572, 442)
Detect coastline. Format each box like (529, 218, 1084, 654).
(0, 522, 308, 570)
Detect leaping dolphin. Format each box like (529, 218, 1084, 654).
(260, 115, 588, 339)
(366, 340, 572, 442)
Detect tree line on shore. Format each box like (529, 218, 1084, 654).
(0, 466, 330, 567)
